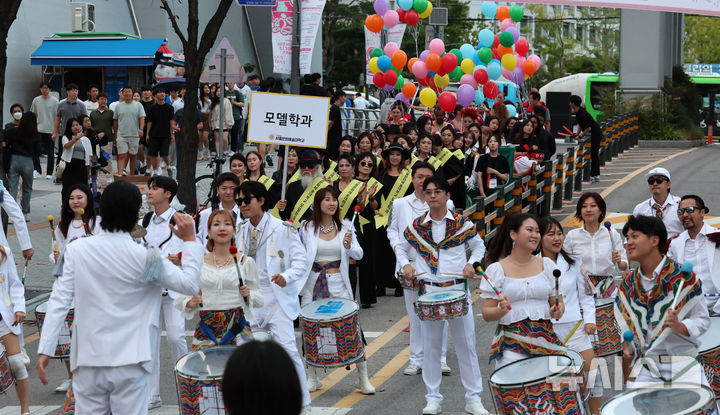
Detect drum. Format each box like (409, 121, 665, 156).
(594, 298, 621, 357)
(566, 349, 589, 403)
(301, 298, 364, 368)
(600, 385, 716, 414)
(587, 275, 616, 298)
(489, 354, 582, 415)
(396, 271, 419, 290)
(175, 346, 235, 415)
(0, 348, 15, 394)
(697, 317, 720, 399)
(252, 329, 273, 342)
(35, 301, 74, 358)
(414, 290, 468, 321)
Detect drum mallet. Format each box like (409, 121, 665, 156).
(229, 246, 249, 305)
(78, 208, 89, 235)
(21, 259, 28, 286)
(348, 205, 361, 234)
(553, 269, 561, 320)
(604, 221, 620, 275)
(473, 261, 511, 310)
(670, 262, 693, 310)
(48, 215, 59, 256)
(623, 330, 635, 356)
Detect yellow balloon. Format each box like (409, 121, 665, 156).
(419, 1, 433, 19)
(369, 57, 380, 74)
(501, 54, 517, 71)
(460, 58, 475, 75)
(419, 88, 437, 108)
(433, 73, 449, 89)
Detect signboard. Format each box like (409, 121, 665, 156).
(684, 64, 720, 77)
(515, 0, 720, 16)
(200, 37, 246, 83)
(247, 92, 330, 148)
(237, 0, 275, 5)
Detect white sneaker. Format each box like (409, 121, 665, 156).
(55, 378, 72, 393)
(422, 400, 442, 414)
(302, 405, 313, 415)
(441, 362, 451, 375)
(464, 401, 490, 415)
(45, 175, 53, 180)
(306, 367, 322, 392)
(148, 396, 162, 410)
(403, 363, 421, 375)
(24, 213, 30, 222)
(33, 171, 41, 179)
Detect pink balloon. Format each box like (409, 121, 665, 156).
(419, 50, 430, 62)
(429, 38, 445, 56)
(516, 56, 526, 69)
(460, 74, 477, 88)
(384, 42, 399, 57)
(456, 84, 475, 107)
(501, 67, 511, 80)
(528, 54, 541, 69)
(384, 10, 399, 28)
(500, 18, 515, 31)
(412, 60, 428, 79)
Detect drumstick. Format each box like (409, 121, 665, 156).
(563, 125, 573, 135)
(229, 246, 249, 305)
(553, 269, 561, 320)
(670, 262, 693, 310)
(21, 259, 28, 285)
(473, 261, 511, 310)
(557, 132, 571, 137)
(604, 221, 620, 275)
(347, 205, 361, 233)
(48, 215, 59, 256)
(78, 208, 89, 235)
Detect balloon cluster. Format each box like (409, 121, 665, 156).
(368, 43, 417, 101)
(365, 0, 432, 32)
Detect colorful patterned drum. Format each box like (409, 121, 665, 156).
(175, 346, 234, 415)
(593, 298, 621, 357)
(35, 301, 74, 358)
(697, 317, 720, 399)
(0, 348, 15, 394)
(587, 275, 617, 299)
(414, 290, 468, 321)
(301, 298, 364, 368)
(489, 354, 582, 415)
(600, 386, 715, 414)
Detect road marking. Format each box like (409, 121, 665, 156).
(0, 407, 349, 415)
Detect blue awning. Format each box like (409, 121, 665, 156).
(31, 38, 164, 66)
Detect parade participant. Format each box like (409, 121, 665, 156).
(417, 115, 433, 136)
(475, 135, 510, 198)
(298, 188, 375, 394)
(139, 176, 189, 409)
(0, 243, 30, 414)
(430, 106, 449, 134)
(196, 172, 241, 245)
(354, 152, 381, 308)
(618, 215, 710, 387)
(332, 154, 364, 295)
(178, 210, 262, 349)
(569, 95, 601, 183)
(438, 125, 466, 209)
(387, 162, 453, 377)
(37, 180, 204, 414)
(666, 195, 720, 310)
(403, 124, 419, 146)
(271, 146, 300, 188)
(397, 176, 488, 415)
(279, 150, 328, 225)
(482, 213, 565, 369)
(234, 181, 313, 414)
(0, 180, 33, 258)
(245, 150, 276, 191)
(538, 217, 603, 414)
(632, 167, 683, 237)
(414, 134, 440, 168)
(229, 152, 247, 182)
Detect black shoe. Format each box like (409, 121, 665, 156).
(361, 303, 372, 309)
(394, 288, 403, 297)
(266, 154, 274, 167)
(376, 288, 386, 297)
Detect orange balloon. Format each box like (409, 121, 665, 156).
(365, 14, 383, 33)
(522, 60, 537, 76)
(497, 44, 513, 57)
(496, 6, 510, 21)
(391, 50, 408, 70)
(408, 57, 419, 72)
(402, 82, 417, 98)
(425, 53, 441, 73)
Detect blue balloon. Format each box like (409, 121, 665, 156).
(472, 54, 481, 65)
(428, 71, 436, 78)
(478, 29, 494, 48)
(481, 1, 497, 18)
(487, 61, 502, 80)
(460, 43, 476, 60)
(474, 89, 485, 105)
(398, 0, 413, 11)
(377, 55, 392, 72)
(506, 103, 517, 118)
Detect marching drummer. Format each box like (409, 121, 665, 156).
(618, 215, 710, 388)
(298, 187, 375, 395)
(396, 176, 489, 415)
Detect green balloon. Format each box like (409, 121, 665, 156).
(449, 67, 463, 81)
(395, 77, 405, 89)
(509, 5, 524, 22)
(412, 0, 428, 14)
(499, 31, 514, 47)
(478, 47, 492, 64)
(370, 48, 383, 59)
(450, 49, 463, 63)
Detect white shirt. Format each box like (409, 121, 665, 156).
(0, 186, 32, 251)
(354, 96, 369, 110)
(172, 98, 184, 112)
(195, 204, 241, 247)
(235, 84, 251, 118)
(683, 224, 716, 294)
(396, 209, 486, 283)
(84, 99, 99, 112)
(142, 207, 182, 256)
(50, 216, 103, 264)
(548, 254, 595, 325)
(564, 225, 627, 276)
(633, 194, 683, 237)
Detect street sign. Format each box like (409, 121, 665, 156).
(200, 37, 246, 83)
(236, 0, 275, 6)
(247, 92, 330, 149)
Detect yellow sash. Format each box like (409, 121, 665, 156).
(324, 160, 339, 181)
(453, 149, 465, 161)
(290, 176, 329, 227)
(258, 175, 275, 190)
(358, 177, 383, 232)
(375, 171, 412, 229)
(338, 179, 364, 219)
(436, 147, 453, 166)
(269, 169, 301, 219)
(427, 156, 442, 170)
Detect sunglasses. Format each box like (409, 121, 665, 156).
(299, 162, 316, 169)
(359, 161, 374, 168)
(677, 206, 701, 215)
(235, 195, 256, 205)
(647, 177, 667, 185)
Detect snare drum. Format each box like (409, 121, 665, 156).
(587, 275, 617, 298)
(0, 348, 14, 394)
(594, 298, 621, 357)
(301, 298, 364, 368)
(697, 317, 720, 399)
(35, 301, 74, 358)
(489, 354, 582, 415)
(175, 346, 235, 415)
(600, 385, 716, 414)
(414, 290, 468, 321)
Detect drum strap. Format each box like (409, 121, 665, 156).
(563, 320, 583, 344)
(640, 356, 699, 383)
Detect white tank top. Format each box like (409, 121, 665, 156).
(315, 232, 342, 262)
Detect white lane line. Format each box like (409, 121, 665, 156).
(1, 406, 350, 415)
(0, 407, 61, 415)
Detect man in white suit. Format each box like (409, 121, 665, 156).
(36, 180, 203, 414)
(235, 180, 312, 415)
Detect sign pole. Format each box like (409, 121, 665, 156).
(219, 48, 227, 159)
(280, 146, 289, 203)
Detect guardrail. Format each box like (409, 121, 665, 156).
(344, 108, 381, 136)
(462, 111, 639, 244)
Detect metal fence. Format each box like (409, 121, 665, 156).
(343, 108, 381, 136)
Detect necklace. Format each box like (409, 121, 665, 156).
(319, 222, 335, 234)
(213, 252, 232, 268)
(71, 219, 83, 229)
(507, 255, 533, 266)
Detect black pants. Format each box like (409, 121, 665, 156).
(590, 132, 601, 177)
(36, 133, 54, 175)
(358, 222, 378, 306)
(375, 226, 400, 291)
(61, 158, 88, 200)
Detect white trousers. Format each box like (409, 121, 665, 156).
(150, 294, 188, 399)
(404, 288, 448, 366)
(73, 364, 149, 415)
(421, 293, 483, 404)
(252, 291, 311, 407)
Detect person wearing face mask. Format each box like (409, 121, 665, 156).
(4, 111, 42, 221)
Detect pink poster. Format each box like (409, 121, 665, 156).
(518, 0, 720, 16)
(272, 0, 294, 74)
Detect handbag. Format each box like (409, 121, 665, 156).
(54, 160, 66, 179)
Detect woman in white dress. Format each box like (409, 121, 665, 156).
(298, 187, 374, 395)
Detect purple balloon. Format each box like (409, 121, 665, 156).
(511, 67, 525, 85)
(383, 84, 394, 91)
(374, 0, 389, 16)
(456, 84, 475, 106)
(506, 26, 520, 44)
(396, 92, 410, 103)
(419, 50, 430, 62)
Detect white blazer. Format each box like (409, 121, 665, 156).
(0, 245, 24, 335)
(667, 223, 720, 293)
(0, 185, 31, 251)
(236, 213, 308, 320)
(37, 232, 203, 371)
(60, 135, 93, 165)
(298, 219, 363, 298)
(50, 216, 103, 264)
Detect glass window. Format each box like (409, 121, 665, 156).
(563, 22, 570, 38)
(576, 25, 583, 42)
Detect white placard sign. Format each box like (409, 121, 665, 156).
(247, 92, 330, 149)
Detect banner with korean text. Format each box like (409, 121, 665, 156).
(517, 0, 719, 16)
(247, 92, 330, 148)
(300, 0, 326, 74)
(271, 1, 294, 74)
(364, 24, 406, 84)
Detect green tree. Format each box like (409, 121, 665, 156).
(685, 16, 720, 63)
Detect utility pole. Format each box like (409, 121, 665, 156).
(291, 0, 301, 95)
